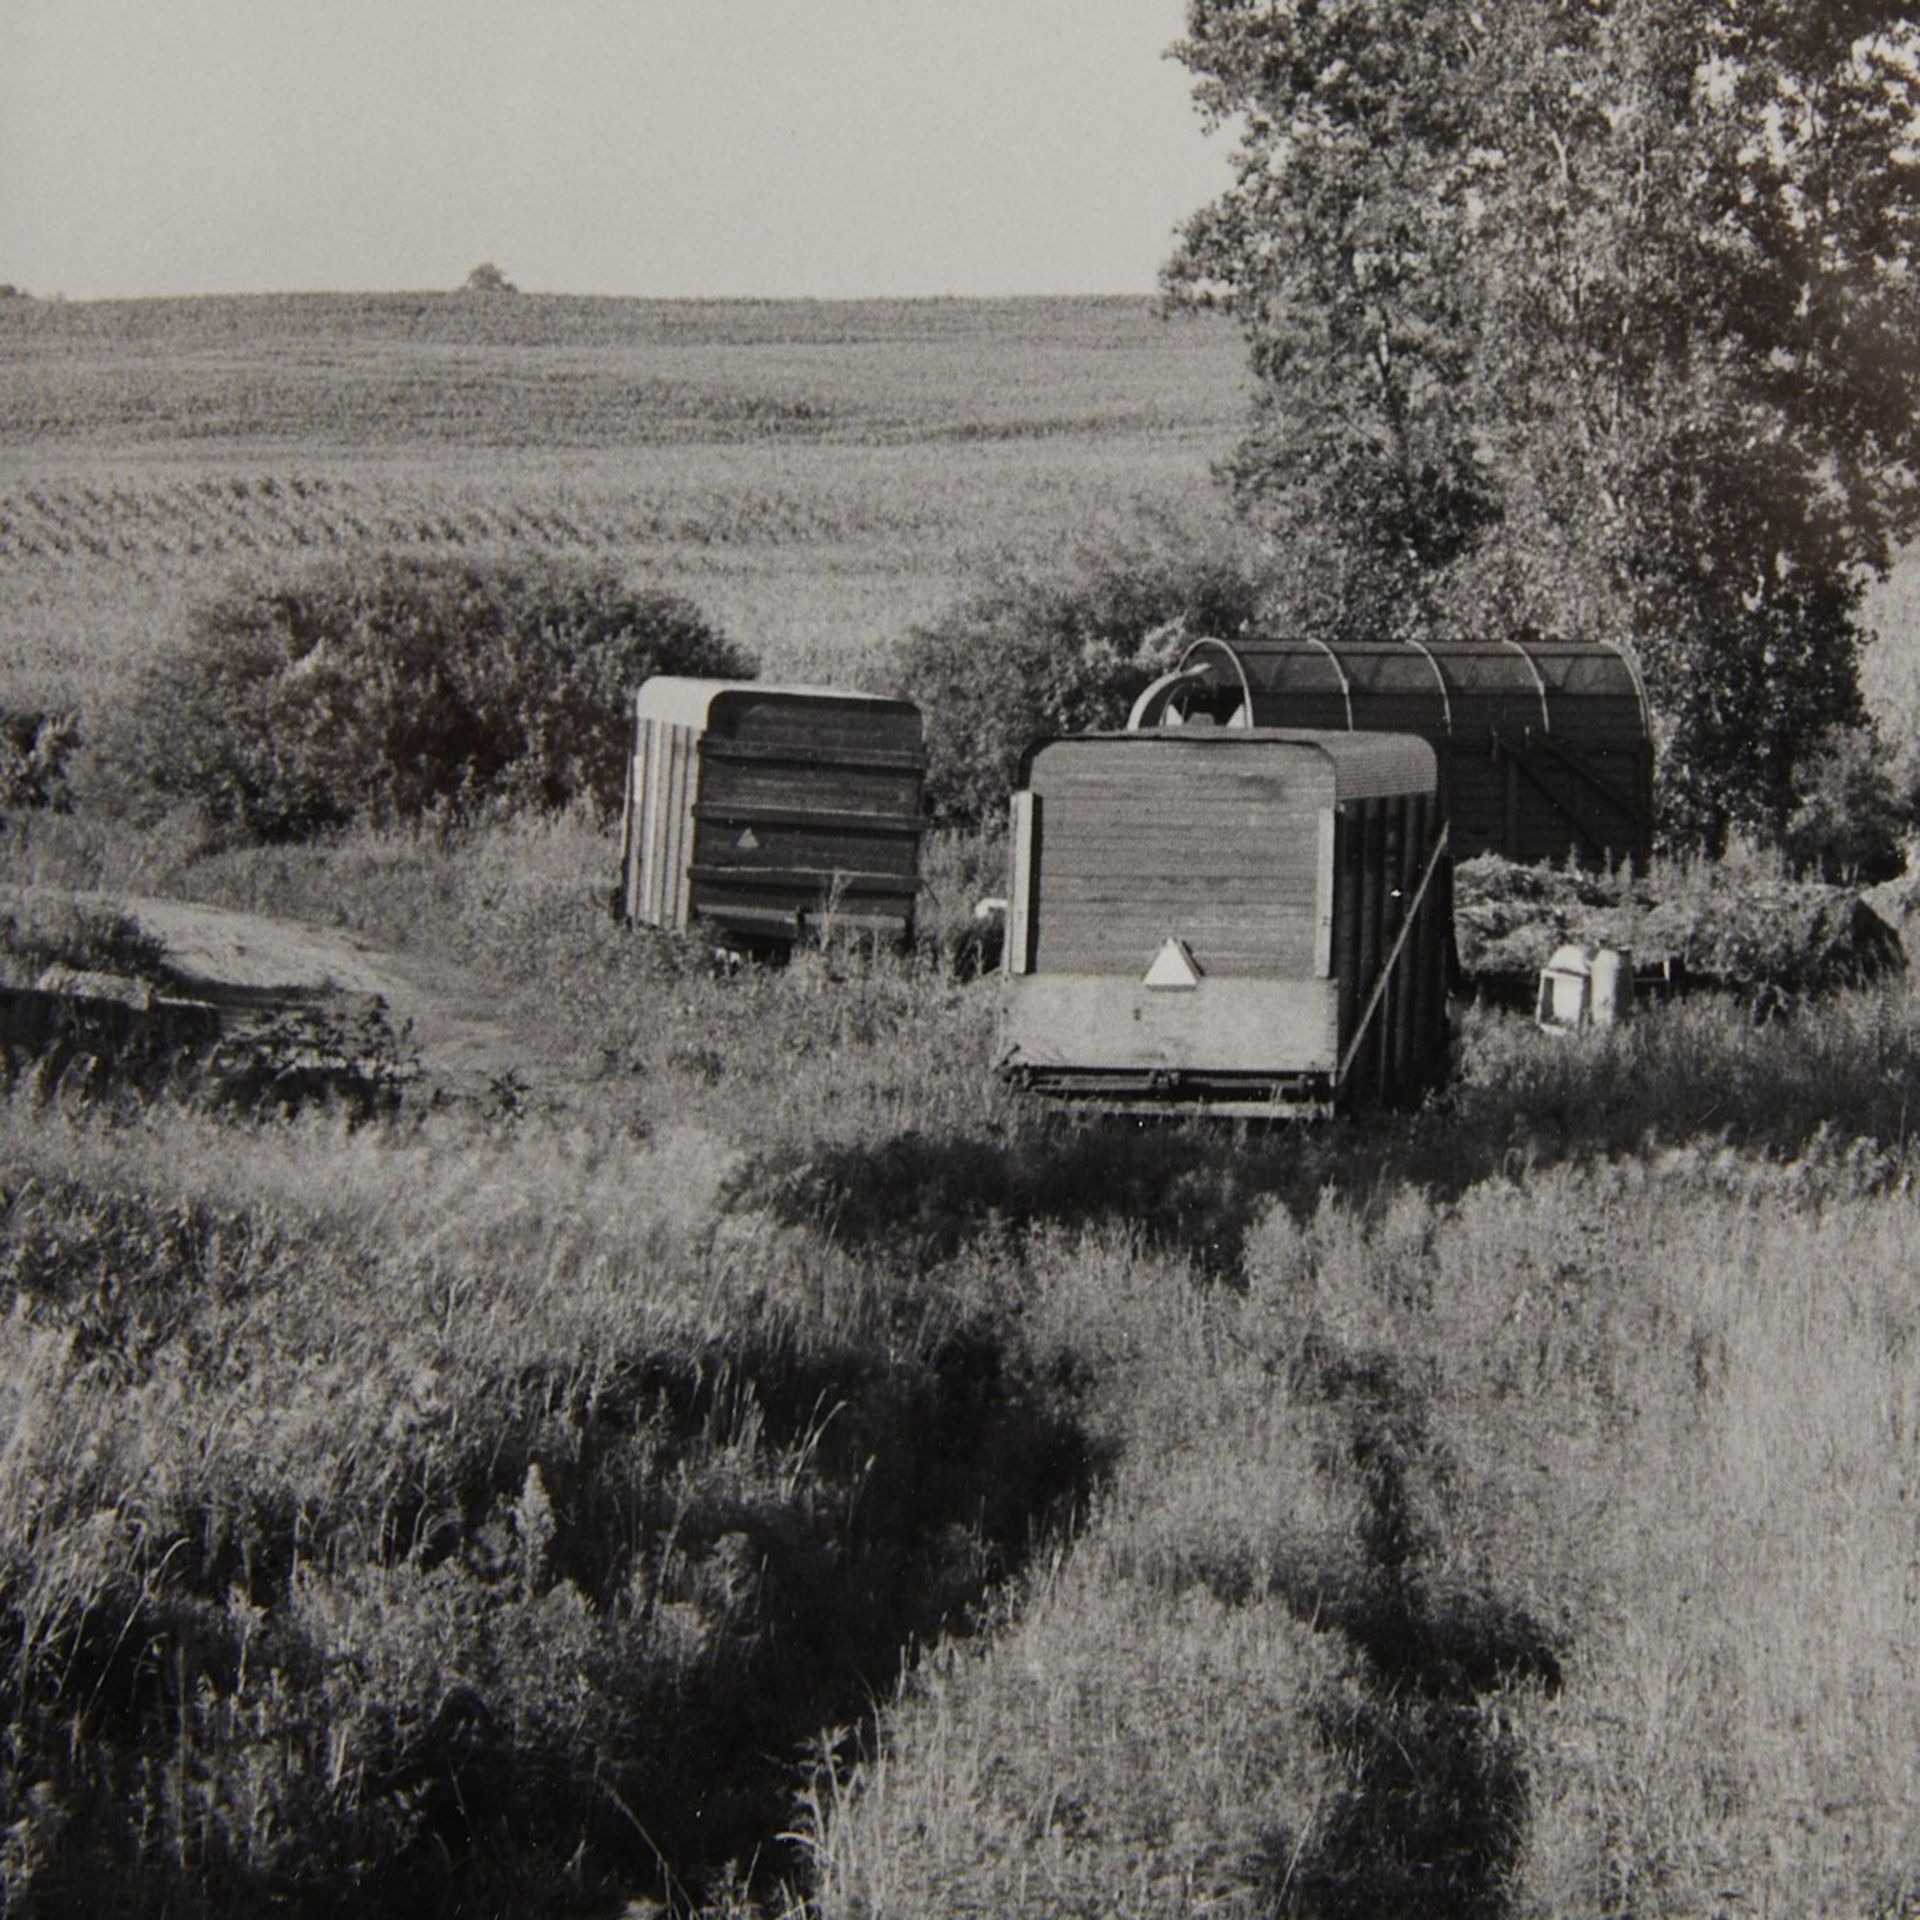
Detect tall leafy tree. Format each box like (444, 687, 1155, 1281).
(1166, 0, 1920, 844)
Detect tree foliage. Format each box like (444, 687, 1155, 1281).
(1166, 0, 1920, 846)
(126, 553, 750, 842)
(891, 524, 1265, 829)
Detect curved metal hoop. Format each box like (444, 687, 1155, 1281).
(1173, 636, 1258, 728)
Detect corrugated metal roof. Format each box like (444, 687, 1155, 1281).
(632, 677, 906, 730)
(1191, 637, 1650, 738)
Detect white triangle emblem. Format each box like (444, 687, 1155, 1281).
(1143, 937, 1201, 990)
(736, 827, 761, 850)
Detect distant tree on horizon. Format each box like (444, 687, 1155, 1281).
(462, 261, 516, 294)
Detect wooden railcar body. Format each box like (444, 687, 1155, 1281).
(620, 678, 925, 947)
(1141, 636, 1653, 869)
(998, 728, 1452, 1117)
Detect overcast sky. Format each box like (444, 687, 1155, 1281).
(0, 0, 1231, 300)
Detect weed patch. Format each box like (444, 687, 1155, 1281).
(0, 1113, 1095, 1915)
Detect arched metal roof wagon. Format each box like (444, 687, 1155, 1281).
(1130, 636, 1653, 869)
(998, 727, 1451, 1116)
(620, 679, 926, 948)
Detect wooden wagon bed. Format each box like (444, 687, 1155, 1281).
(998, 728, 1452, 1117)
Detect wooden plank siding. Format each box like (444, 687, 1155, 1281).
(621, 680, 925, 943)
(1026, 741, 1330, 980)
(691, 758, 922, 818)
(1002, 974, 1339, 1075)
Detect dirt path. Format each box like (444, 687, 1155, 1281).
(38, 889, 573, 1108)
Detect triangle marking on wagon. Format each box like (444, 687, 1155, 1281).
(1143, 937, 1202, 990)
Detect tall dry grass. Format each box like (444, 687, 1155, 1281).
(0, 1087, 1095, 1915)
(796, 979, 1920, 1919)
(7, 770, 1920, 1913)
(9, 759, 1920, 1915)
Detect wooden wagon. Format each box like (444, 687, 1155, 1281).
(620, 678, 926, 948)
(998, 728, 1451, 1116)
(1130, 635, 1653, 869)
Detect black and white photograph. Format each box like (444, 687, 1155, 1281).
(3, 2, 1920, 1913)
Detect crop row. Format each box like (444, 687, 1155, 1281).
(0, 472, 950, 569)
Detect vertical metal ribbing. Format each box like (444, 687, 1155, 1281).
(644, 720, 670, 926)
(1312, 807, 1336, 980)
(1376, 800, 1406, 1099)
(666, 726, 694, 931)
(1390, 793, 1425, 1095)
(1354, 801, 1384, 1098)
(1408, 802, 1441, 1084)
(1334, 806, 1362, 1053)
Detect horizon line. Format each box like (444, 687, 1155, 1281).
(2, 285, 1205, 309)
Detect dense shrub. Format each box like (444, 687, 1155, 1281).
(1780, 723, 1920, 882)
(891, 524, 1265, 828)
(0, 709, 78, 815)
(0, 891, 167, 988)
(121, 553, 751, 841)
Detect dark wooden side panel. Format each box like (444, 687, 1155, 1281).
(1333, 805, 1363, 1045)
(1330, 796, 1452, 1109)
(1375, 800, 1406, 1097)
(1390, 793, 1425, 1093)
(691, 812, 920, 878)
(690, 707, 924, 941)
(1440, 738, 1652, 868)
(1245, 692, 1351, 730)
(1351, 801, 1385, 1087)
(715, 692, 924, 759)
(697, 759, 923, 818)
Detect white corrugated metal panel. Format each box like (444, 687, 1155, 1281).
(626, 715, 703, 930)
(1006, 790, 1036, 976)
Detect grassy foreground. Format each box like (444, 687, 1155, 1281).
(6, 290, 1920, 1912)
(3, 809, 1919, 1915)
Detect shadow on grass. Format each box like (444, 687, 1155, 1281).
(1273, 1337, 1563, 1920)
(747, 987, 1920, 1289)
(729, 991, 1920, 1913)
(1, 1183, 1106, 1920)
(739, 1120, 1299, 1281)
(387, 1318, 1110, 1915)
